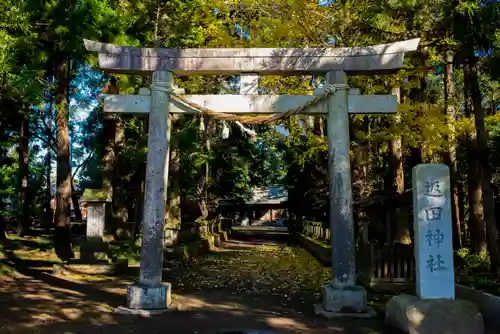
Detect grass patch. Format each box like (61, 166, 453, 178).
(299, 233, 330, 248)
(5, 235, 53, 252)
(107, 239, 141, 264)
(3, 235, 86, 269)
(292, 233, 331, 266)
(0, 262, 13, 276)
(455, 248, 500, 295)
(0, 244, 13, 276)
(57, 271, 117, 282)
(458, 274, 500, 296)
(3, 235, 142, 267)
(2, 236, 61, 266)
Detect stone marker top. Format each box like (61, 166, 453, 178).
(81, 188, 112, 203)
(84, 38, 420, 75)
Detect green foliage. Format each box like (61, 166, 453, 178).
(0, 0, 499, 273)
(0, 149, 16, 212)
(81, 189, 112, 202)
(456, 248, 491, 272)
(107, 240, 141, 264)
(458, 274, 500, 296)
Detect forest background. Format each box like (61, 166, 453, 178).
(1, 0, 500, 275)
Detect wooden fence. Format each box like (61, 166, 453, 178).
(294, 220, 331, 243)
(294, 220, 415, 292)
(357, 242, 415, 292)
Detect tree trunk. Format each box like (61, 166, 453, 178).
(197, 116, 210, 219)
(317, 117, 325, 138)
(467, 138, 486, 253)
(467, 55, 500, 272)
(408, 52, 428, 166)
(390, 86, 410, 244)
(45, 103, 53, 233)
(132, 116, 147, 241)
(101, 117, 116, 193)
(0, 141, 6, 241)
(101, 114, 116, 231)
(305, 116, 315, 131)
(163, 116, 173, 225)
(101, 77, 120, 233)
(352, 118, 367, 201)
(443, 51, 463, 249)
(53, 61, 74, 261)
(167, 135, 181, 227)
(458, 183, 466, 236)
(370, 117, 384, 191)
(494, 184, 500, 234)
(362, 116, 371, 194)
(164, 117, 181, 247)
(112, 118, 128, 237)
(464, 60, 488, 254)
(17, 117, 30, 236)
(132, 167, 145, 241)
(70, 178, 82, 221)
(0, 207, 5, 241)
(408, 78, 423, 169)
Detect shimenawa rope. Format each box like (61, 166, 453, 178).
(150, 84, 347, 125)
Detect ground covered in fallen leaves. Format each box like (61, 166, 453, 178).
(0, 228, 399, 334)
(167, 243, 331, 307)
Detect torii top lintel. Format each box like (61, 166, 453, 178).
(83, 38, 420, 76)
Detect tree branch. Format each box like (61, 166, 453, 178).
(41, 101, 56, 147)
(71, 150, 95, 181)
(32, 134, 56, 153)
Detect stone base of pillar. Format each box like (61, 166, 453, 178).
(314, 283, 376, 318)
(125, 283, 172, 311)
(385, 294, 484, 334)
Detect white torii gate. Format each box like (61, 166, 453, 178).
(84, 38, 420, 316)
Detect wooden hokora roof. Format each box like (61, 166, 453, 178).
(246, 185, 288, 205)
(219, 186, 288, 207)
(83, 39, 420, 75)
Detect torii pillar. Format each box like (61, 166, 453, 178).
(127, 71, 174, 310)
(84, 38, 420, 315)
(316, 70, 371, 316)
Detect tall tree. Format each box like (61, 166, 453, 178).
(17, 114, 30, 235)
(443, 50, 463, 249)
(390, 85, 410, 244)
(455, 0, 500, 270)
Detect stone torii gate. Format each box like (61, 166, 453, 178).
(84, 38, 420, 315)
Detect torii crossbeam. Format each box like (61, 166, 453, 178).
(84, 38, 420, 75)
(84, 38, 420, 316)
(104, 91, 398, 115)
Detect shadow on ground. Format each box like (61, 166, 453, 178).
(2, 236, 54, 253)
(0, 228, 397, 334)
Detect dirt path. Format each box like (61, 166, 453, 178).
(0, 229, 394, 334)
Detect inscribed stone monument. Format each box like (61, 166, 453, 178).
(386, 164, 484, 334)
(412, 164, 454, 300)
(81, 189, 112, 242)
(80, 188, 111, 262)
(86, 202, 105, 239)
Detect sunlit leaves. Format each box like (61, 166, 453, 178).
(170, 244, 330, 297)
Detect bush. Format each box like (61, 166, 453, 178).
(456, 248, 490, 272)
